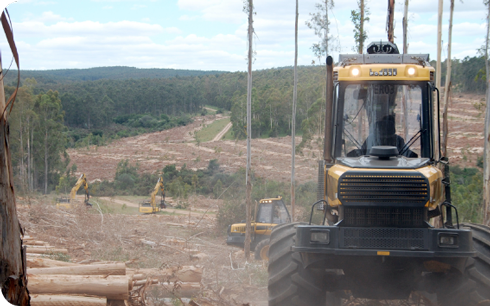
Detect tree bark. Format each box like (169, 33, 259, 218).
(386, 0, 395, 43)
(291, 0, 298, 222)
(0, 57, 30, 304)
(244, 0, 254, 260)
(27, 257, 77, 268)
(360, 0, 364, 53)
(442, 0, 454, 157)
(30, 294, 107, 306)
(483, 1, 490, 226)
(28, 263, 127, 276)
(28, 275, 131, 300)
(26, 248, 68, 254)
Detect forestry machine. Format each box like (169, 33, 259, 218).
(227, 196, 291, 260)
(139, 176, 166, 214)
(56, 173, 92, 209)
(267, 41, 490, 306)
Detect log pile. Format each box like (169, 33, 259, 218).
(24, 236, 204, 305)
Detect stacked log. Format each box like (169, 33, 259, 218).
(128, 266, 203, 299)
(24, 237, 204, 304)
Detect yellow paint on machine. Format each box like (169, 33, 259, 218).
(377, 251, 390, 256)
(325, 164, 444, 210)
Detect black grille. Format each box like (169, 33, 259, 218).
(343, 207, 426, 227)
(341, 228, 427, 250)
(338, 172, 429, 205)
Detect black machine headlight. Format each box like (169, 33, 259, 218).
(310, 230, 330, 244)
(438, 233, 459, 248)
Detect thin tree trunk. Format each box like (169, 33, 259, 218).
(291, 0, 298, 222)
(387, 0, 395, 43)
(44, 127, 48, 194)
(244, 0, 253, 260)
(0, 58, 30, 304)
(483, 1, 490, 225)
(360, 0, 364, 53)
(442, 0, 454, 158)
(403, 0, 408, 54)
(436, 0, 443, 90)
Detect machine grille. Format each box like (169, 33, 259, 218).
(341, 228, 427, 250)
(338, 172, 429, 205)
(343, 207, 426, 227)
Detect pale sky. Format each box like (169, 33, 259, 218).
(0, 0, 486, 72)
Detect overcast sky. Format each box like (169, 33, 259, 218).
(0, 0, 486, 72)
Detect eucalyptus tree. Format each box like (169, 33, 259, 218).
(483, 0, 490, 225)
(306, 0, 335, 65)
(350, 0, 370, 54)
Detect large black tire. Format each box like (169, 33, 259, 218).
(268, 222, 327, 306)
(438, 223, 490, 306)
(255, 239, 270, 260)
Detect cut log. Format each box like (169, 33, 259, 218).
(27, 248, 68, 254)
(24, 241, 49, 246)
(30, 294, 106, 306)
(28, 275, 131, 300)
(133, 279, 159, 286)
(28, 263, 126, 276)
(27, 258, 77, 268)
(128, 266, 202, 283)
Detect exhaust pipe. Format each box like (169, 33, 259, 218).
(323, 55, 334, 164)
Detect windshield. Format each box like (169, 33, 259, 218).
(341, 83, 422, 158)
(256, 201, 290, 224)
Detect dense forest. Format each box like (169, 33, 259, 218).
(4, 54, 487, 195)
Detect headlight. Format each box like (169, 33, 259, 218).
(351, 68, 360, 77)
(438, 233, 458, 248)
(311, 230, 330, 244)
(407, 67, 416, 76)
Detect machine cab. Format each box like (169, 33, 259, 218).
(256, 197, 291, 225)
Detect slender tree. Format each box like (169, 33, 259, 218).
(306, 0, 335, 65)
(0, 9, 30, 304)
(386, 0, 395, 43)
(350, 0, 370, 54)
(244, 0, 254, 260)
(291, 0, 299, 222)
(436, 0, 443, 90)
(483, 0, 490, 225)
(402, 0, 409, 54)
(442, 0, 454, 158)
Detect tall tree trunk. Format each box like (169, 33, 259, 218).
(360, 0, 364, 53)
(0, 56, 30, 305)
(291, 0, 299, 222)
(386, 0, 395, 43)
(436, 0, 443, 90)
(442, 0, 454, 158)
(44, 128, 48, 194)
(402, 0, 408, 54)
(244, 0, 254, 260)
(483, 1, 490, 226)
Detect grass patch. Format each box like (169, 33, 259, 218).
(222, 128, 235, 140)
(195, 118, 230, 142)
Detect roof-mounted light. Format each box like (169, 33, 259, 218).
(407, 67, 416, 76)
(351, 68, 360, 77)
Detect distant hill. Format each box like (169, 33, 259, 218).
(3, 66, 228, 85)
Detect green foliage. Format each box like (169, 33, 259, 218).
(431, 56, 486, 93)
(451, 166, 483, 223)
(350, 1, 370, 53)
(305, 0, 335, 63)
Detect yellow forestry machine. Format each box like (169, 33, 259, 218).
(139, 176, 166, 214)
(267, 41, 490, 305)
(226, 196, 291, 260)
(56, 173, 92, 209)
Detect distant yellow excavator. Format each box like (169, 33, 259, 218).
(56, 174, 92, 209)
(139, 176, 166, 214)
